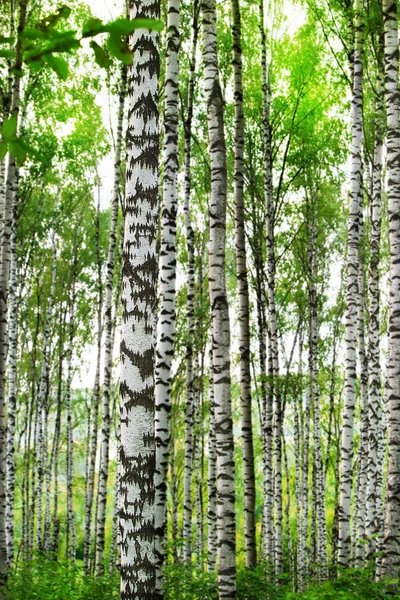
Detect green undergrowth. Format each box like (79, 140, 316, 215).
(6, 557, 400, 600)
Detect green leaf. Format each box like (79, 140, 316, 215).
(36, 5, 72, 32)
(0, 142, 8, 161)
(2, 114, 18, 140)
(130, 18, 164, 32)
(0, 35, 14, 44)
(43, 54, 68, 79)
(9, 140, 27, 166)
(107, 33, 132, 65)
(22, 28, 48, 40)
(27, 60, 42, 73)
(89, 41, 111, 69)
(82, 18, 107, 38)
(106, 18, 164, 35)
(0, 49, 16, 60)
(105, 18, 136, 36)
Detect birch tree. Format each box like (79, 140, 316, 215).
(0, 0, 27, 589)
(154, 0, 180, 590)
(381, 0, 400, 583)
(182, 0, 199, 564)
(231, 0, 256, 569)
(119, 3, 160, 598)
(94, 63, 127, 577)
(202, 0, 236, 595)
(338, 0, 363, 567)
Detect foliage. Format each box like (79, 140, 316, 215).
(7, 557, 119, 600)
(8, 560, 400, 600)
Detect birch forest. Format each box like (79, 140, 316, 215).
(0, 0, 399, 598)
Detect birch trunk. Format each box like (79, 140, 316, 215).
(94, 64, 127, 577)
(202, 0, 237, 594)
(120, 1, 160, 596)
(231, 0, 256, 568)
(381, 0, 400, 582)
(84, 190, 103, 575)
(355, 225, 368, 567)
(182, 0, 199, 563)
(338, 0, 363, 567)
(308, 211, 328, 580)
(295, 327, 304, 591)
(259, 0, 274, 566)
(66, 297, 76, 563)
(207, 353, 217, 571)
(0, 0, 27, 588)
(365, 61, 383, 563)
(5, 186, 17, 566)
(154, 0, 180, 590)
(36, 194, 58, 553)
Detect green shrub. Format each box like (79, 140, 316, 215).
(8, 556, 119, 600)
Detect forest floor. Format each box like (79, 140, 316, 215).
(6, 558, 400, 600)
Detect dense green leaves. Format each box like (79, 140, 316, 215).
(1, 115, 17, 139)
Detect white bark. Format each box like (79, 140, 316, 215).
(382, 0, 400, 582)
(120, 1, 160, 596)
(202, 0, 237, 594)
(154, 0, 180, 589)
(338, 0, 363, 567)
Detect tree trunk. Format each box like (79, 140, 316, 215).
(154, 0, 180, 590)
(355, 229, 368, 567)
(338, 0, 363, 568)
(120, 1, 160, 596)
(0, 0, 27, 589)
(202, 0, 236, 594)
(231, 0, 256, 569)
(258, 0, 274, 566)
(36, 193, 58, 553)
(94, 64, 127, 577)
(182, 0, 199, 565)
(66, 296, 76, 563)
(381, 0, 400, 583)
(207, 351, 217, 571)
(365, 56, 383, 564)
(308, 207, 328, 580)
(5, 184, 18, 566)
(84, 188, 103, 575)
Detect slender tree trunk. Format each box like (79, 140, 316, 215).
(308, 208, 328, 580)
(338, 0, 363, 568)
(109, 418, 120, 574)
(84, 189, 103, 575)
(260, 0, 281, 574)
(258, 3, 274, 565)
(365, 57, 383, 564)
(381, 0, 400, 583)
(36, 195, 58, 554)
(194, 352, 204, 561)
(207, 351, 217, 571)
(295, 326, 304, 591)
(154, 0, 180, 591)
(0, 1, 28, 589)
(66, 296, 76, 563)
(202, 0, 236, 594)
(301, 368, 311, 586)
(95, 64, 127, 577)
(182, 0, 199, 565)
(231, 0, 256, 568)
(51, 314, 64, 557)
(5, 187, 17, 566)
(120, 1, 160, 596)
(375, 371, 388, 579)
(355, 234, 368, 567)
